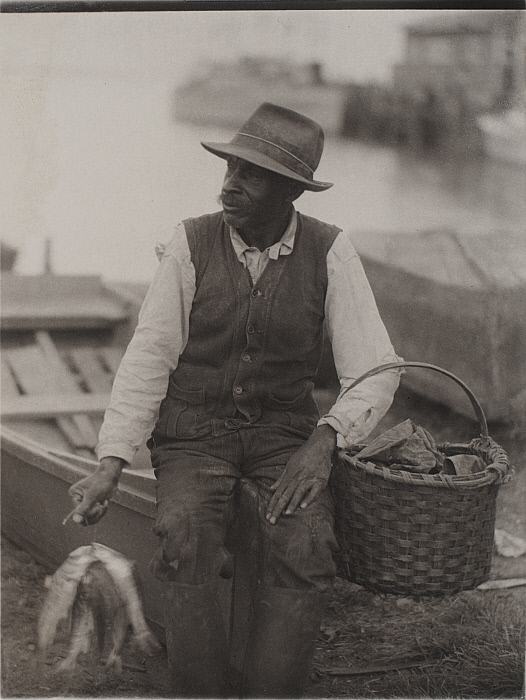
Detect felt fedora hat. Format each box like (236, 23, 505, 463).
(201, 102, 333, 192)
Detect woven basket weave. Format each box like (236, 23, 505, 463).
(330, 362, 511, 596)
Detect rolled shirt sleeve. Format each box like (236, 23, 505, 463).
(96, 224, 196, 464)
(318, 231, 402, 447)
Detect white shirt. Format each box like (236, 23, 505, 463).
(97, 210, 401, 464)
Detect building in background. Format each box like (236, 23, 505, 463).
(391, 11, 525, 157)
(341, 11, 525, 160)
(174, 12, 525, 161)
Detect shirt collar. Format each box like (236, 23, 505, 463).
(230, 209, 297, 263)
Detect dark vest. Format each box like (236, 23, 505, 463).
(153, 211, 341, 440)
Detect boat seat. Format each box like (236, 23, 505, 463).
(1, 331, 121, 458)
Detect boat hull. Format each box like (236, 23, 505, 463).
(0, 427, 165, 636)
(353, 232, 526, 425)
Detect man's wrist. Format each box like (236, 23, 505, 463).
(310, 424, 337, 453)
(98, 456, 127, 481)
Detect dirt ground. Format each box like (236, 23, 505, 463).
(2, 390, 525, 698)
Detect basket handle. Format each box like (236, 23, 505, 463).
(340, 361, 488, 438)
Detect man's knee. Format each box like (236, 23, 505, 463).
(152, 508, 190, 567)
(150, 505, 234, 583)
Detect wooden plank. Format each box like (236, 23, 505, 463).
(4, 343, 96, 450)
(1, 356, 20, 396)
(46, 448, 99, 468)
(69, 348, 114, 393)
(100, 347, 124, 376)
(477, 578, 526, 590)
(4, 344, 88, 449)
(3, 345, 49, 397)
(1, 316, 122, 332)
(1, 393, 110, 419)
(54, 425, 95, 459)
(314, 658, 434, 676)
(35, 331, 99, 448)
(35, 331, 83, 393)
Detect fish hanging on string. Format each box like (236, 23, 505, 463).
(56, 561, 129, 673)
(37, 545, 98, 656)
(37, 543, 160, 673)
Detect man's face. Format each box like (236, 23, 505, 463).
(220, 156, 290, 232)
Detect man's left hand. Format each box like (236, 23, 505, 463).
(266, 424, 337, 525)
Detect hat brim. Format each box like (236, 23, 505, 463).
(201, 141, 333, 192)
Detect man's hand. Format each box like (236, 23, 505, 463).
(67, 456, 126, 526)
(266, 424, 337, 525)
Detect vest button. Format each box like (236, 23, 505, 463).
(233, 386, 243, 395)
(242, 354, 251, 363)
(247, 325, 255, 334)
(251, 288, 259, 298)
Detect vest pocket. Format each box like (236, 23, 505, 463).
(167, 381, 205, 404)
(154, 381, 208, 439)
(264, 382, 314, 410)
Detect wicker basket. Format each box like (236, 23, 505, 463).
(330, 362, 511, 596)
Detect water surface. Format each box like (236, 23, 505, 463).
(7, 77, 524, 282)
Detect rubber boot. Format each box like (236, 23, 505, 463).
(164, 580, 230, 698)
(241, 586, 327, 698)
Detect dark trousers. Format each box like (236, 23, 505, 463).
(149, 424, 338, 590)
(149, 424, 338, 697)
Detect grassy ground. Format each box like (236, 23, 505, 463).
(2, 388, 525, 698)
(310, 579, 525, 698)
(2, 534, 524, 699)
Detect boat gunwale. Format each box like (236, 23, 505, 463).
(0, 425, 156, 518)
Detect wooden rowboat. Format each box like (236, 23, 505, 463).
(0, 274, 166, 634)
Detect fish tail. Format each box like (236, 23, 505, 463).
(133, 629, 162, 654)
(56, 596, 93, 673)
(37, 597, 71, 654)
(105, 653, 123, 675)
(105, 604, 128, 673)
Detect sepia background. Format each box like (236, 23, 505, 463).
(3, 10, 525, 281)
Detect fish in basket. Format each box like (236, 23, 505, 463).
(330, 362, 512, 597)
